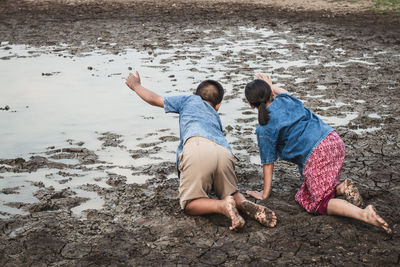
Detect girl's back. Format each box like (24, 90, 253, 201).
(256, 93, 332, 169)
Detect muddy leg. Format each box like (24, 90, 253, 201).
(184, 196, 245, 231)
(223, 196, 246, 230)
(336, 178, 363, 207)
(233, 192, 277, 227)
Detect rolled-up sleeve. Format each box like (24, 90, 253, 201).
(257, 130, 277, 165)
(164, 95, 188, 113)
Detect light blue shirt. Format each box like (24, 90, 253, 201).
(256, 93, 333, 174)
(164, 95, 232, 169)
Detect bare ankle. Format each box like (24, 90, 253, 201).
(360, 207, 370, 222)
(336, 181, 345, 195)
(233, 192, 246, 207)
(223, 196, 245, 230)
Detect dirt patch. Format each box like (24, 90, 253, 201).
(1, 0, 400, 266)
(1, 0, 399, 53)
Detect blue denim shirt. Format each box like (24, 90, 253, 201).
(164, 95, 232, 170)
(256, 93, 333, 174)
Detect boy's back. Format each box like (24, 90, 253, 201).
(163, 94, 231, 162)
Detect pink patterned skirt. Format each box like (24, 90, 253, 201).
(295, 131, 345, 215)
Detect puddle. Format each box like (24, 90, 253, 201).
(368, 113, 381, 119)
(320, 113, 359, 127)
(127, 173, 155, 184)
(317, 85, 328, 90)
(351, 126, 382, 135)
(354, 99, 366, 104)
(70, 188, 105, 217)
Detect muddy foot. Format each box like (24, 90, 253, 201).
(224, 196, 245, 231)
(363, 205, 392, 234)
(343, 179, 363, 207)
(239, 200, 277, 227)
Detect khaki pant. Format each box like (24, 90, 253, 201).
(178, 136, 238, 209)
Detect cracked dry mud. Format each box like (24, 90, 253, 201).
(1, 0, 400, 266)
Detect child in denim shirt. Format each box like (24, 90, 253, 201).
(244, 74, 391, 234)
(126, 71, 277, 230)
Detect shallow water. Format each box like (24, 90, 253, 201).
(0, 25, 384, 217)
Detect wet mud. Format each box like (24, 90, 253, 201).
(1, 0, 400, 266)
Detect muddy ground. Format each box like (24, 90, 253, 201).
(1, 0, 400, 266)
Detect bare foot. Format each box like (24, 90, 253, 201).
(363, 205, 392, 234)
(239, 200, 277, 227)
(341, 179, 363, 207)
(223, 196, 245, 231)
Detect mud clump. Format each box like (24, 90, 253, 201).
(0, 187, 19, 194)
(0, 105, 10, 111)
(97, 132, 125, 148)
(0, 156, 66, 172)
(46, 147, 101, 165)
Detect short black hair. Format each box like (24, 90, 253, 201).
(195, 80, 224, 107)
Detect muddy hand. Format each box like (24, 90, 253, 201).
(125, 71, 141, 91)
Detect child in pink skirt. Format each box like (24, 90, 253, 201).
(244, 74, 391, 234)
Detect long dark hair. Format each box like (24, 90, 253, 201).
(244, 79, 272, 125)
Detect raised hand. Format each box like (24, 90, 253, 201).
(125, 71, 141, 91)
(256, 73, 288, 95)
(256, 73, 273, 88)
(125, 71, 164, 108)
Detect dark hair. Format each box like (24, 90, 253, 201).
(244, 79, 272, 125)
(195, 80, 224, 108)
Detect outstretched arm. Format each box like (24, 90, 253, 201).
(246, 163, 274, 200)
(256, 74, 288, 95)
(125, 71, 164, 108)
